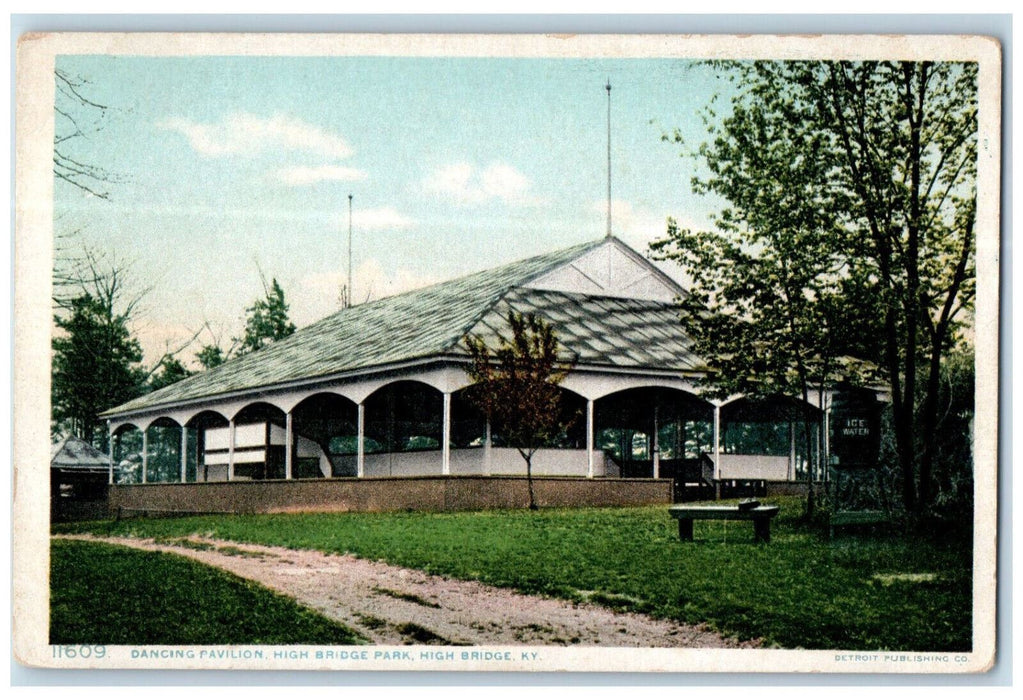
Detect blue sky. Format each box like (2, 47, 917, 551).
(55, 54, 732, 364)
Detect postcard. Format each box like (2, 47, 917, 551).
(14, 31, 1001, 674)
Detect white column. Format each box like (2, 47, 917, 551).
(652, 405, 660, 479)
(823, 402, 832, 482)
(357, 403, 365, 478)
(483, 418, 493, 475)
(789, 421, 796, 481)
(586, 399, 595, 478)
(108, 424, 115, 485)
(180, 426, 188, 483)
(285, 412, 293, 480)
(442, 391, 451, 476)
(713, 404, 721, 481)
(227, 419, 236, 481)
(141, 428, 149, 484)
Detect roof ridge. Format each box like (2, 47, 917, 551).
(50, 434, 70, 461)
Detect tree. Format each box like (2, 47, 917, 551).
(149, 356, 192, 392)
(54, 69, 117, 200)
(52, 293, 147, 446)
(464, 311, 576, 510)
(656, 60, 976, 514)
(236, 277, 297, 354)
(195, 344, 227, 371)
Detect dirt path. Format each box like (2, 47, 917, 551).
(56, 534, 756, 648)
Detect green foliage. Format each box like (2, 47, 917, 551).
(464, 311, 576, 509)
(149, 356, 192, 391)
(59, 501, 972, 650)
(923, 349, 974, 520)
(52, 293, 147, 445)
(49, 539, 365, 645)
(656, 60, 978, 512)
(464, 311, 575, 456)
(195, 343, 227, 371)
(236, 277, 297, 354)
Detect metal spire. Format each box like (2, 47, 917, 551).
(346, 193, 353, 309)
(605, 79, 612, 239)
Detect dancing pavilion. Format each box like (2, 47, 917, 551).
(101, 236, 826, 495)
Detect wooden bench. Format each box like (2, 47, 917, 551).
(668, 504, 781, 543)
(829, 510, 889, 538)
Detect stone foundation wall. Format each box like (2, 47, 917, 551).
(108, 475, 673, 516)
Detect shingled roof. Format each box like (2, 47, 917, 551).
(103, 237, 701, 418)
(51, 435, 109, 471)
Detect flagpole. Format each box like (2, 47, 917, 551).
(347, 193, 353, 308)
(606, 79, 612, 239)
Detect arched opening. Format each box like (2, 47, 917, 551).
(144, 417, 183, 483)
(291, 393, 359, 478)
(360, 381, 446, 476)
(112, 423, 143, 484)
(454, 384, 587, 449)
(363, 381, 443, 454)
(720, 395, 824, 483)
(449, 388, 487, 448)
(227, 402, 289, 480)
(595, 387, 715, 487)
(448, 383, 591, 476)
(186, 410, 229, 482)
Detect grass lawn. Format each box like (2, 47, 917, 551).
(55, 497, 972, 650)
(50, 539, 365, 645)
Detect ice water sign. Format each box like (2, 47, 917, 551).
(841, 418, 872, 437)
(830, 386, 882, 469)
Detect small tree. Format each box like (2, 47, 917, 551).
(464, 311, 576, 510)
(236, 277, 297, 354)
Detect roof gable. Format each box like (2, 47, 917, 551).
(523, 237, 685, 303)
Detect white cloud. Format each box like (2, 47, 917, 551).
(423, 162, 544, 206)
(276, 165, 366, 186)
(352, 207, 416, 231)
(158, 112, 353, 159)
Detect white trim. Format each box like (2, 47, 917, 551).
(101, 357, 467, 422)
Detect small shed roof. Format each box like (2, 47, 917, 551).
(51, 435, 109, 471)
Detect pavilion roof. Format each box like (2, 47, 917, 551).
(103, 237, 700, 418)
